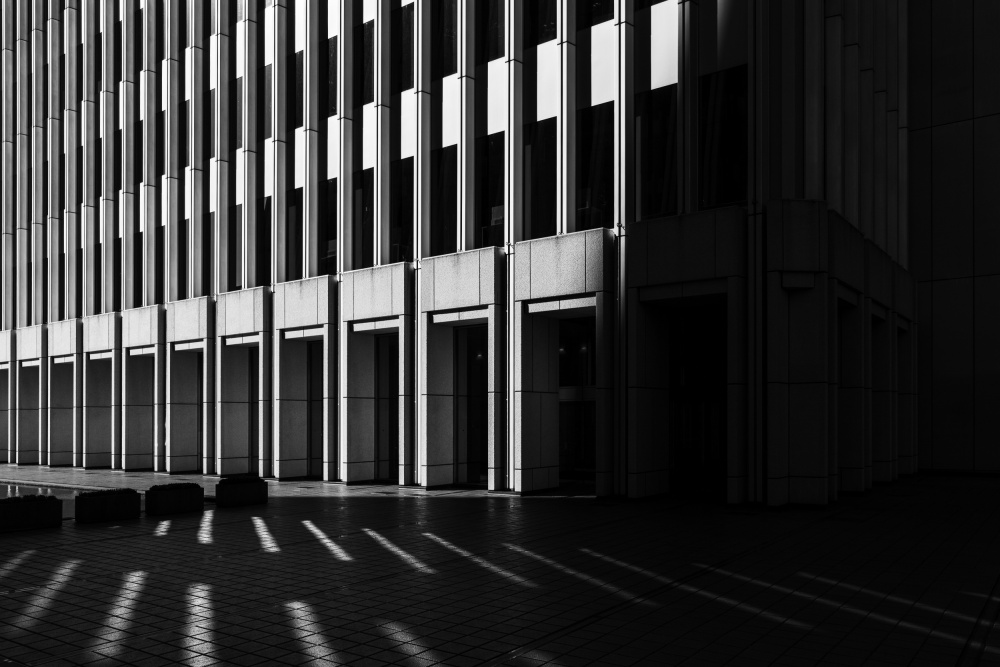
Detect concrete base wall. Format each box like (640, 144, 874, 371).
(48, 359, 78, 466)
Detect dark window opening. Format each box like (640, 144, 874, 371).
(204, 212, 214, 296)
(180, 100, 189, 167)
(257, 198, 271, 286)
(154, 219, 164, 304)
(430, 145, 457, 257)
(476, 0, 504, 65)
(114, 129, 123, 192)
(287, 187, 303, 281)
(431, 0, 458, 78)
(526, 0, 557, 47)
(207, 90, 215, 159)
(475, 132, 504, 248)
(318, 179, 337, 274)
(319, 38, 337, 117)
(577, 101, 614, 231)
(228, 205, 242, 291)
(698, 64, 747, 209)
(178, 219, 188, 300)
(233, 77, 243, 149)
(290, 51, 303, 129)
(636, 85, 678, 219)
(356, 22, 374, 106)
(389, 158, 413, 262)
(523, 118, 556, 240)
(353, 168, 374, 269)
(155, 110, 165, 177)
(261, 65, 272, 139)
(579, 0, 614, 28)
(391, 6, 413, 93)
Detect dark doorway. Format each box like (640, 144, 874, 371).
(456, 325, 488, 485)
(248, 346, 259, 475)
(558, 316, 597, 488)
(306, 340, 323, 478)
(375, 333, 399, 482)
(666, 296, 727, 501)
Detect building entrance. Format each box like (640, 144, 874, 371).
(666, 296, 727, 501)
(375, 333, 399, 482)
(455, 325, 488, 485)
(558, 317, 597, 488)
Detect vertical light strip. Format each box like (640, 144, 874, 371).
(0, 549, 36, 581)
(154, 519, 171, 536)
(424, 532, 536, 587)
(19, 559, 82, 631)
(302, 519, 352, 561)
(1, 0, 15, 329)
(285, 601, 337, 661)
(89, 570, 148, 644)
(364, 528, 437, 574)
(197, 508, 213, 543)
(181, 582, 214, 658)
(251, 515, 280, 552)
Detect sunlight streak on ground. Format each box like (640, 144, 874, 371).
(424, 532, 537, 587)
(0, 550, 36, 583)
(92, 571, 148, 644)
(285, 601, 338, 661)
(154, 520, 171, 537)
(302, 520, 353, 561)
(252, 516, 281, 552)
(197, 510, 213, 544)
(181, 583, 214, 659)
(19, 560, 82, 631)
(694, 563, 999, 656)
(582, 549, 811, 630)
(364, 529, 437, 574)
(504, 544, 656, 606)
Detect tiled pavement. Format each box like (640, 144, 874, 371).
(0, 467, 999, 666)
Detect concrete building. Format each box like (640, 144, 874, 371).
(0, 0, 929, 505)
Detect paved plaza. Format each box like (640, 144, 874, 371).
(0, 467, 999, 666)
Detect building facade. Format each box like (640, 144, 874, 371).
(0, 0, 918, 505)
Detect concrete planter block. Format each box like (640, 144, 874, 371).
(75, 489, 141, 524)
(0, 496, 63, 532)
(215, 477, 268, 508)
(145, 483, 205, 516)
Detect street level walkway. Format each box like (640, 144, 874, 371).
(0, 465, 998, 666)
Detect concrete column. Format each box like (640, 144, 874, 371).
(30, 1, 46, 325)
(304, 0, 322, 274)
(240, 2, 259, 287)
(270, 0, 289, 283)
(414, 0, 430, 259)
(121, 0, 139, 309)
(457, 0, 475, 250)
(323, 321, 337, 481)
(99, 0, 116, 314)
(872, 309, 895, 481)
(202, 339, 214, 473)
(187, 0, 207, 296)
(557, 0, 575, 233)
(336, 0, 354, 272)
(164, 0, 182, 302)
(141, 0, 160, 305)
(677, 0, 698, 212)
(46, 2, 63, 322)
(616, 1, 635, 229)
(213, 1, 232, 292)
(16, 0, 31, 326)
(64, 2, 81, 320)
(595, 292, 614, 496)
(80, 0, 97, 315)
(727, 275, 750, 504)
(1, 1, 15, 330)
(258, 332, 272, 477)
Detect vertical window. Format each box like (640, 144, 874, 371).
(319, 37, 338, 117)
(257, 198, 271, 286)
(579, 0, 614, 28)
(318, 178, 337, 274)
(526, 0, 557, 47)
(353, 169, 374, 269)
(180, 101, 189, 167)
(430, 145, 457, 256)
(431, 0, 457, 78)
(96, 33, 102, 89)
(262, 65, 272, 139)
(475, 132, 504, 248)
(234, 78, 243, 148)
(392, 7, 413, 93)
(155, 221, 164, 304)
(115, 20, 123, 84)
(698, 0, 748, 208)
(389, 159, 413, 262)
(287, 188, 303, 281)
(291, 51, 304, 128)
(636, 86, 677, 220)
(355, 22, 374, 106)
(178, 219, 188, 299)
(207, 90, 215, 159)
(136, 9, 143, 71)
(156, 110, 165, 177)
(228, 205, 242, 290)
(203, 212, 213, 296)
(476, 0, 504, 65)
(94, 138, 102, 201)
(114, 129, 122, 192)
(155, 0, 164, 63)
(523, 118, 556, 240)
(577, 102, 614, 230)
